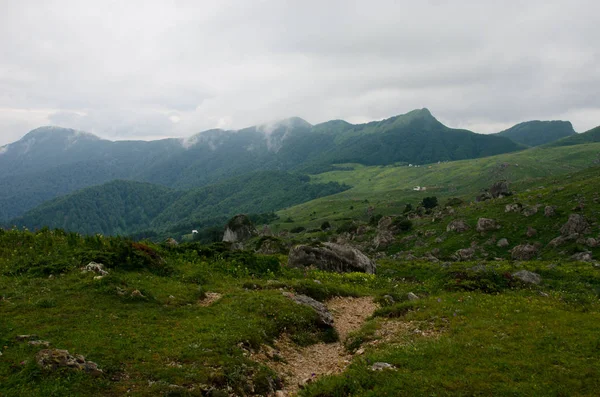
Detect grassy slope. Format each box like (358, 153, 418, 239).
(273, 143, 600, 231)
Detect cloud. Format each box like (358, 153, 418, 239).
(0, 0, 599, 145)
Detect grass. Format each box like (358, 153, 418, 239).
(272, 142, 600, 231)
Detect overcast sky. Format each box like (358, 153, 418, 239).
(1, 0, 599, 145)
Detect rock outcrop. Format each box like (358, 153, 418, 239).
(476, 218, 500, 232)
(560, 214, 590, 236)
(511, 244, 538, 260)
(282, 292, 334, 327)
(446, 220, 470, 233)
(288, 243, 376, 274)
(496, 238, 509, 248)
(222, 214, 258, 243)
(490, 181, 511, 198)
(36, 349, 103, 376)
(544, 206, 557, 217)
(373, 216, 395, 248)
(512, 270, 541, 284)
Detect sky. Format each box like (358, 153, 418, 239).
(1, 0, 599, 145)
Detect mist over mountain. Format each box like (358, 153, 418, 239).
(0, 109, 537, 221)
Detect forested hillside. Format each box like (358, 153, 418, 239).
(494, 120, 576, 147)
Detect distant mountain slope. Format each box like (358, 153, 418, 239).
(9, 171, 348, 237)
(546, 125, 600, 147)
(0, 109, 524, 220)
(494, 120, 576, 147)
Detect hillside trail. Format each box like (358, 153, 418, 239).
(254, 296, 378, 396)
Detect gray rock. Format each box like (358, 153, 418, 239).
(222, 214, 258, 243)
(496, 238, 509, 248)
(475, 192, 493, 202)
(490, 181, 511, 198)
(455, 247, 475, 261)
(36, 349, 103, 376)
(256, 237, 285, 255)
(288, 243, 376, 274)
(526, 226, 537, 238)
(282, 292, 334, 327)
(446, 220, 470, 233)
(511, 244, 538, 260)
(544, 206, 557, 217)
(370, 362, 396, 371)
(82, 262, 108, 276)
(512, 270, 542, 284)
(586, 238, 598, 248)
(571, 251, 593, 262)
(383, 295, 395, 305)
(407, 292, 419, 301)
(522, 206, 539, 217)
(505, 203, 522, 213)
(560, 214, 590, 236)
(476, 218, 500, 232)
(28, 340, 51, 347)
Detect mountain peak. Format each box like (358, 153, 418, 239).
(22, 126, 101, 142)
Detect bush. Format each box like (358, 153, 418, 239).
(421, 196, 438, 209)
(392, 217, 413, 232)
(368, 214, 383, 226)
(403, 203, 413, 213)
(320, 221, 332, 231)
(290, 226, 306, 233)
(336, 221, 358, 234)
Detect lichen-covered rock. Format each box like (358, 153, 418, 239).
(222, 214, 258, 243)
(522, 205, 539, 217)
(446, 220, 470, 233)
(512, 270, 541, 284)
(282, 292, 334, 327)
(256, 237, 286, 255)
(81, 262, 108, 276)
(497, 238, 509, 248)
(36, 349, 103, 377)
(288, 243, 376, 274)
(511, 244, 538, 260)
(373, 216, 395, 248)
(526, 226, 537, 238)
(571, 251, 593, 262)
(490, 181, 511, 198)
(560, 214, 590, 236)
(505, 203, 523, 213)
(476, 218, 500, 232)
(544, 205, 557, 217)
(475, 192, 493, 202)
(454, 247, 475, 261)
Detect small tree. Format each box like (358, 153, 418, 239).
(403, 203, 413, 213)
(421, 196, 438, 209)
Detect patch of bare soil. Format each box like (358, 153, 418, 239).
(197, 292, 222, 307)
(253, 296, 378, 396)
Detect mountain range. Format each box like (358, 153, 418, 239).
(2, 108, 595, 238)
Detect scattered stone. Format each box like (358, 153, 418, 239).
(370, 362, 396, 371)
(505, 203, 522, 213)
(455, 247, 475, 261)
(490, 181, 511, 198)
(476, 192, 493, 202)
(130, 290, 145, 298)
(36, 349, 103, 376)
(282, 292, 334, 327)
(538, 291, 549, 297)
(81, 262, 108, 276)
(511, 244, 538, 260)
(16, 335, 38, 341)
(497, 238, 509, 248)
(512, 270, 542, 285)
(476, 218, 500, 232)
(571, 251, 593, 262)
(116, 287, 127, 296)
(544, 206, 557, 217)
(288, 243, 376, 274)
(355, 348, 365, 355)
(522, 206, 539, 217)
(560, 214, 590, 236)
(586, 238, 598, 248)
(383, 295, 395, 305)
(446, 220, 470, 233)
(28, 340, 51, 347)
(407, 292, 419, 301)
(222, 214, 258, 243)
(526, 226, 537, 238)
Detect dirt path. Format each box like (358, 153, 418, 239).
(254, 296, 378, 396)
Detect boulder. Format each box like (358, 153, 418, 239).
(560, 214, 590, 236)
(282, 292, 334, 327)
(511, 244, 538, 260)
(476, 218, 500, 232)
(222, 214, 258, 243)
(586, 238, 598, 248)
(288, 243, 376, 274)
(454, 247, 475, 261)
(496, 238, 509, 248)
(36, 349, 103, 376)
(544, 206, 557, 217)
(522, 206, 539, 217)
(505, 203, 523, 213)
(370, 362, 396, 371)
(446, 220, 470, 233)
(490, 181, 511, 198)
(571, 251, 593, 262)
(512, 270, 542, 285)
(407, 292, 419, 301)
(475, 192, 493, 202)
(526, 227, 537, 238)
(374, 217, 395, 248)
(81, 262, 108, 276)
(256, 237, 285, 255)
